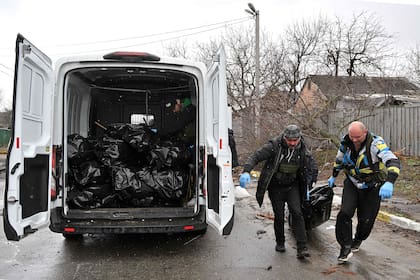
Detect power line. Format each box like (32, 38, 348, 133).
(0, 69, 12, 77)
(0, 62, 13, 72)
(49, 16, 251, 48)
(51, 17, 250, 56)
(0, 16, 252, 51)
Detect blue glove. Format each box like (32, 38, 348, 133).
(239, 172, 251, 188)
(328, 176, 336, 188)
(379, 182, 393, 199)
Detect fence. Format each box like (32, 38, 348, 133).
(0, 128, 10, 147)
(328, 105, 420, 156)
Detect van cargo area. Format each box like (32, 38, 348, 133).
(5, 36, 234, 241)
(60, 66, 200, 219)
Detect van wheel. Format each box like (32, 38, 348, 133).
(62, 233, 83, 240)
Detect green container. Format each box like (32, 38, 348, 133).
(0, 128, 11, 147)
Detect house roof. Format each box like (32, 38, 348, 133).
(306, 75, 420, 97)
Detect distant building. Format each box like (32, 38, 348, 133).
(295, 75, 420, 112)
(293, 75, 420, 155)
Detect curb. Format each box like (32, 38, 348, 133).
(333, 195, 420, 232)
(376, 210, 420, 232)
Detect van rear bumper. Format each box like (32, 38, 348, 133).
(49, 206, 207, 234)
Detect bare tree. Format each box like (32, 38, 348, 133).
(0, 89, 3, 110)
(194, 39, 220, 67)
(343, 12, 394, 76)
(162, 39, 189, 59)
(281, 16, 328, 100)
(319, 16, 344, 76)
(222, 26, 257, 111)
(0, 89, 10, 112)
(195, 26, 286, 112)
(406, 43, 420, 86)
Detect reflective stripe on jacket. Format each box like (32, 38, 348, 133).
(333, 132, 400, 185)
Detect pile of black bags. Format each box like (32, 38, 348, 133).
(67, 123, 194, 209)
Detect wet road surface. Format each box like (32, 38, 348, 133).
(0, 175, 419, 279)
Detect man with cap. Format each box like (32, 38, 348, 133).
(239, 124, 318, 259)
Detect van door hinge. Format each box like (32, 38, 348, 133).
(213, 54, 220, 62)
(23, 44, 32, 57)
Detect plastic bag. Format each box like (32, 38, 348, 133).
(152, 169, 185, 200)
(68, 134, 96, 164)
(72, 160, 104, 186)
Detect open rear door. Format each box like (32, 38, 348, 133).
(205, 46, 235, 235)
(3, 34, 53, 241)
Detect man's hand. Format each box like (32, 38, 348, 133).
(327, 176, 336, 187)
(379, 182, 393, 199)
(239, 172, 251, 188)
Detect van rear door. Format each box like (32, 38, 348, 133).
(205, 46, 235, 235)
(3, 34, 53, 241)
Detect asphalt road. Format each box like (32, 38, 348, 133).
(1, 155, 419, 280)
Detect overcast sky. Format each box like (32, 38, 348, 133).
(1, 0, 419, 108)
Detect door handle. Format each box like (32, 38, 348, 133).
(10, 163, 20, 175)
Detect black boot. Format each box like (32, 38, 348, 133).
(297, 247, 310, 259)
(275, 243, 286, 252)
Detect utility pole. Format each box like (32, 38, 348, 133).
(245, 3, 260, 139)
(245, 3, 260, 100)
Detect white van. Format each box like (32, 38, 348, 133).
(3, 34, 235, 241)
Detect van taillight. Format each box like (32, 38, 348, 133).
(103, 52, 160, 62)
(64, 227, 76, 233)
(183, 225, 195, 231)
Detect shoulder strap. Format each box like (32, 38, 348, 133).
(365, 132, 378, 172)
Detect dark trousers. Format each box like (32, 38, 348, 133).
(268, 183, 307, 249)
(336, 178, 381, 248)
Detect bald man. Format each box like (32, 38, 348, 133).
(328, 121, 401, 263)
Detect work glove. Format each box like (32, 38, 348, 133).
(239, 172, 251, 188)
(357, 183, 369, 189)
(327, 176, 336, 188)
(379, 182, 393, 199)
